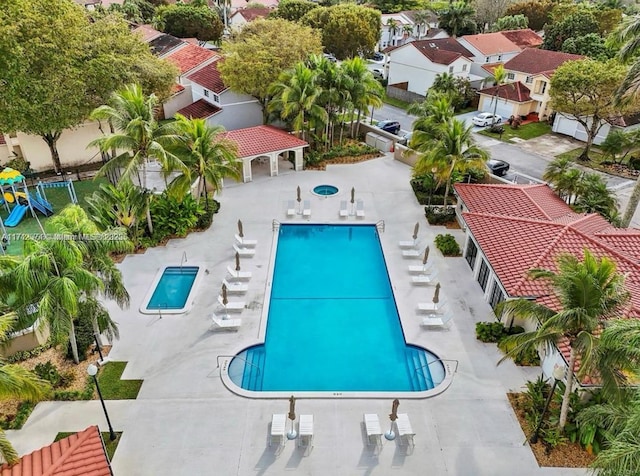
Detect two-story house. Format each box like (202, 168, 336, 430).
(386, 38, 478, 101)
(476, 48, 583, 121)
(457, 32, 521, 79)
(379, 11, 441, 50)
(229, 7, 271, 30)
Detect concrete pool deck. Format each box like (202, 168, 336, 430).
(7, 155, 587, 475)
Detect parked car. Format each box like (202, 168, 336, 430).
(398, 131, 413, 146)
(486, 159, 510, 177)
(376, 120, 401, 135)
(323, 53, 337, 63)
(472, 113, 502, 127)
(371, 52, 384, 61)
(372, 68, 384, 80)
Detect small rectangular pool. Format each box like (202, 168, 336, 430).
(140, 266, 201, 315)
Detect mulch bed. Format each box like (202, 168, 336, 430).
(305, 153, 382, 171)
(507, 393, 595, 468)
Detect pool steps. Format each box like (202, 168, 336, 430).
(406, 347, 435, 391)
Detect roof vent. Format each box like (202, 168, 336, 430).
(429, 43, 436, 47)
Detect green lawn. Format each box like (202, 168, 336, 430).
(2, 178, 107, 255)
(556, 146, 606, 163)
(55, 431, 122, 460)
(382, 94, 411, 111)
(477, 121, 552, 142)
(97, 361, 143, 400)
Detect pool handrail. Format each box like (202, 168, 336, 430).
(376, 220, 385, 232)
(272, 219, 280, 232)
(180, 251, 188, 270)
(414, 358, 459, 378)
(217, 354, 261, 375)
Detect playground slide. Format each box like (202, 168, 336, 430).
(4, 205, 28, 227)
(28, 194, 53, 217)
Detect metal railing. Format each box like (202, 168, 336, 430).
(272, 219, 281, 232)
(376, 220, 385, 233)
(414, 358, 459, 377)
(216, 354, 261, 374)
(180, 251, 188, 270)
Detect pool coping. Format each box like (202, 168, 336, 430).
(219, 222, 455, 399)
(138, 262, 206, 315)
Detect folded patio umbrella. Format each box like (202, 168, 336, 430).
(433, 282, 441, 304)
(297, 186, 301, 203)
(412, 222, 419, 241)
(422, 246, 430, 266)
(237, 219, 244, 238)
(235, 252, 241, 272)
(351, 187, 355, 204)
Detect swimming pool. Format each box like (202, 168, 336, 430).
(224, 224, 449, 397)
(140, 266, 202, 315)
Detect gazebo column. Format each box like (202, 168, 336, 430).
(294, 149, 303, 171)
(243, 158, 252, 183)
(269, 153, 278, 177)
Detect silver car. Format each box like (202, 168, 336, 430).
(472, 113, 502, 127)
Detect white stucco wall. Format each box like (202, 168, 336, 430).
(163, 87, 194, 119)
(550, 114, 640, 145)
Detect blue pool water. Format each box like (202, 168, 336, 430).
(312, 184, 339, 196)
(230, 225, 445, 392)
(147, 266, 199, 310)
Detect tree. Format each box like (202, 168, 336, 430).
(153, 4, 224, 42)
(550, 59, 628, 161)
(574, 173, 620, 225)
(543, 156, 574, 201)
(414, 119, 489, 206)
(108, 0, 156, 23)
(368, 0, 418, 14)
(437, 1, 477, 38)
(505, 0, 553, 32)
(0, 312, 50, 464)
(408, 93, 455, 143)
(429, 73, 473, 111)
(475, 0, 512, 33)
(340, 57, 384, 138)
(489, 64, 508, 124)
(413, 10, 433, 40)
(542, 10, 599, 51)
(218, 19, 323, 122)
(491, 15, 529, 32)
(167, 114, 242, 209)
(561, 33, 613, 60)
(273, 0, 319, 22)
(0, 4, 177, 173)
(499, 250, 630, 429)
(301, 4, 381, 59)
(601, 129, 640, 164)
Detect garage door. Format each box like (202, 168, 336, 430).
(489, 98, 514, 119)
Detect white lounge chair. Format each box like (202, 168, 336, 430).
(356, 199, 365, 218)
(303, 200, 311, 217)
(270, 414, 287, 448)
(402, 249, 422, 259)
(399, 240, 417, 249)
(412, 274, 439, 285)
(221, 279, 248, 294)
(364, 414, 382, 452)
(298, 414, 314, 449)
(210, 314, 241, 331)
(217, 295, 245, 311)
(233, 244, 255, 258)
(417, 301, 446, 313)
(339, 200, 349, 218)
(287, 200, 296, 217)
(396, 413, 415, 450)
(226, 265, 252, 281)
(408, 263, 434, 274)
(234, 234, 257, 248)
(421, 311, 453, 329)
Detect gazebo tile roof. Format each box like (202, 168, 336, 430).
(222, 126, 308, 158)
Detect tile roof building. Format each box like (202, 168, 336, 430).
(0, 426, 112, 476)
(163, 43, 218, 75)
(499, 29, 543, 49)
(176, 99, 222, 119)
(503, 48, 583, 77)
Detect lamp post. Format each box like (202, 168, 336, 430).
(87, 364, 116, 441)
(529, 365, 565, 444)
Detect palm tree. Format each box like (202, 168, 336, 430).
(543, 157, 574, 201)
(386, 18, 398, 46)
(90, 84, 185, 191)
(268, 63, 327, 144)
(489, 64, 508, 125)
(413, 10, 432, 40)
(438, 1, 477, 38)
(408, 92, 455, 141)
(414, 118, 489, 206)
(167, 114, 242, 209)
(614, 16, 640, 103)
(498, 250, 630, 429)
(402, 24, 414, 43)
(341, 57, 384, 138)
(0, 311, 50, 464)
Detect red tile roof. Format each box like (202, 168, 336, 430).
(132, 24, 163, 42)
(481, 62, 502, 75)
(499, 29, 543, 49)
(176, 99, 221, 119)
(186, 58, 227, 94)
(0, 426, 111, 476)
(231, 8, 271, 22)
(0, 134, 6, 146)
(460, 32, 520, 55)
(222, 125, 308, 157)
(503, 48, 584, 76)
(164, 44, 218, 75)
(410, 38, 473, 65)
(478, 81, 532, 103)
(171, 83, 185, 95)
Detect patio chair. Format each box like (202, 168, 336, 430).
(402, 249, 422, 259)
(356, 199, 365, 218)
(221, 279, 248, 294)
(399, 239, 418, 249)
(395, 413, 415, 450)
(364, 414, 383, 452)
(270, 414, 287, 448)
(233, 244, 255, 258)
(234, 234, 257, 248)
(298, 414, 314, 449)
(421, 310, 453, 329)
(210, 314, 241, 331)
(417, 301, 446, 313)
(217, 295, 245, 311)
(339, 200, 349, 218)
(412, 274, 439, 285)
(408, 263, 434, 274)
(287, 200, 296, 218)
(303, 200, 311, 217)
(226, 266, 252, 281)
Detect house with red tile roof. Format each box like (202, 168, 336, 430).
(457, 32, 521, 77)
(0, 426, 112, 476)
(477, 48, 584, 121)
(454, 182, 640, 384)
(379, 11, 441, 50)
(499, 29, 543, 50)
(222, 125, 308, 182)
(386, 39, 480, 100)
(229, 8, 271, 29)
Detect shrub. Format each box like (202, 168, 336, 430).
(195, 198, 220, 230)
(5, 156, 31, 174)
(150, 192, 204, 239)
(67, 312, 95, 362)
(7, 343, 52, 363)
(425, 206, 457, 225)
(498, 338, 540, 366)
(0, 401, 36, 430)
(434, 233, 461, 256)
(475, 321, 507, 343)
(34, 361, 62, 387)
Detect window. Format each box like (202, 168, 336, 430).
(507, 72, 515, 80)
(203, 89, 210, 97)
(477, 259, 490, 292)
(485, 57, 490, 63)
(465, 239, 478, 270)
(449, 66, 454, 73)
(538, 81, 547, 94)
(212, 93, 220, 103)
(525, 76, 533, 84)
(497, 54, 502, 61)
(489, 280, 505, 310)
(462, 64, 467, 72)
